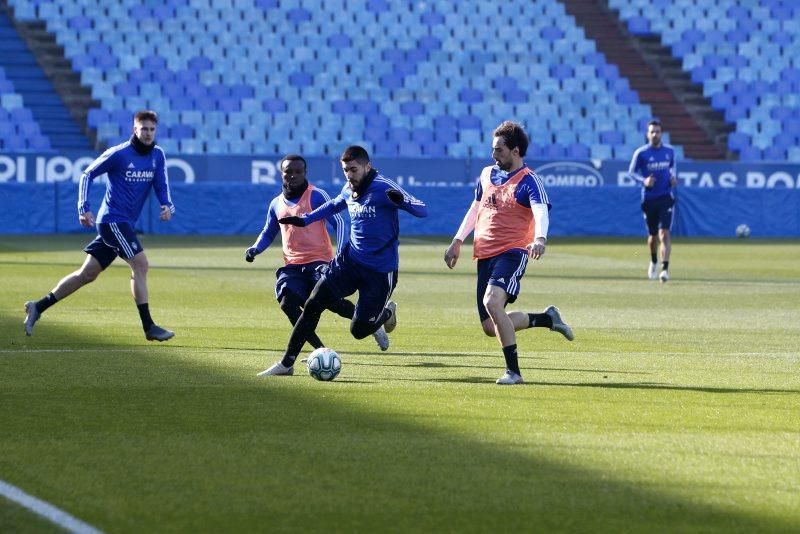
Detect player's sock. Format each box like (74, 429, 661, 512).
(527, 313, 553, 329)
(35, 292, 58, 314)
(502, 344, 520, 375)
(651, 252, 658, 264)
(661, 261, 669, 271)
(137, 303, 155, 331)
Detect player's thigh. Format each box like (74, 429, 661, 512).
(641, 201, 659, 236)
(83, 235, 117, 270)
(275, 265, 315, 302)
(658, 198, 675, 231)
(353, 269, 397, 323)
(97, 222, 144, 261)
(319, 256, 359, 300)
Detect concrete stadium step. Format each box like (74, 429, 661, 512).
(0, 9, 95, 151)
(561, 0, 731, 160)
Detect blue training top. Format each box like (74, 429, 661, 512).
(628, 143, 677, 201)
(300, 171, 428, 272)
(78, 140, 175, 224)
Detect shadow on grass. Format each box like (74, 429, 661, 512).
(0, 312, 797, 533)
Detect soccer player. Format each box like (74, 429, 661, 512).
(258, 145, 428, 376)
(244, 154, 389, 351)
(628, 119, 678, 282)
(444, 121, 574, 385)
(23, 110, 175, 341)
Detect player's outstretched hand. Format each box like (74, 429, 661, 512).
(245, 247, 258, 263)
(159, 205, 172, 221)
(278, 216, 306, 227)
(386, 189, 404, 205)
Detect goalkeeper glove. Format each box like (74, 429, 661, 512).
(245, 247, 258, 262)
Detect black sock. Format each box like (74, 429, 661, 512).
(661, 261, 669, 271)
(528, 313, 553, 329)
(502, 344, 520, 375)
(650, 253, 657, 264)
(35, 292, 58, 314)
(137, 303, 154, 331)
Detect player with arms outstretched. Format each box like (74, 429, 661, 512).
(244, 154, 389, 352)
(258, 145, 428, 376)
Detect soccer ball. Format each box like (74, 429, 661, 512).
(306, 348, 341, 381)
(736, 224, 751, 238)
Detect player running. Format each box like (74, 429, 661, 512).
(628, 119, 678, 282)
(23, 110, 175, 341)
(444, 121, 573, 385)
(258, 145, 428, 376)
(244, 154, 389, 352)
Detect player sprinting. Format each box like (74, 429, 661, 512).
(244, 154, 389, 352)
(628, 119, 678, 282)
(258, 145, 428, 376)
(444, 121, 574, 385)
(23, 110, 175, 341)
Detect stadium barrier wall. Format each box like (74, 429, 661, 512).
(1, 153, 799, 237)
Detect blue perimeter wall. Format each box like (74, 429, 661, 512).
(1, 152, 799, 238)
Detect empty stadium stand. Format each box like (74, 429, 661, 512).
(610, 0, 800, 162)
(2, 0, 796, 162)
(0, 9, 91, 150)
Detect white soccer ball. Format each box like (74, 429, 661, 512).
(736, 223, 751, 238)
(306, 347, 342, 381)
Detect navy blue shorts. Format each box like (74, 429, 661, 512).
(275, 261, 329, 302)
(476, 249, 529, 322)
(321, 250, 397, 324)
(641, 195, 675, 235)
(83, 222, 143, 269)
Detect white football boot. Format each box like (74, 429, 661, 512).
(372, 325, 390, 351)
(257, 361, 294, 377)
(496, 370, 524, 385)
(648, 262, 658, 280)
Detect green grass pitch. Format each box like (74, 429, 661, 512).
(1, 235, 798, 532)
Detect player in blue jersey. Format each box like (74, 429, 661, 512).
(244, 154, 389, 351)
(628, 119, 678, 282)
(258, 145, 428, 376)
(23, 110, 176, 341)
(444, 121, 573, 385)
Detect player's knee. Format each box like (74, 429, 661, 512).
(482, 294, 503, 317)
(349, 320, 374, 340)
(130, 254, 149, 275)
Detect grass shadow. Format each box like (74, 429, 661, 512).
(1, 311, 797, 533)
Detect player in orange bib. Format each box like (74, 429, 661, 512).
(245, 154, 389, 355)
(444, 121, 574, 385)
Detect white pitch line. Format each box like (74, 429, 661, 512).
(0, 479, 104, 534)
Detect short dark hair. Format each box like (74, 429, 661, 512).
(134, 110, 158, 123)
(492, 121, 529, 157)
(340, 145, 370, 164)
(647, 119, 662, 129)
(281, 154, 307, 171)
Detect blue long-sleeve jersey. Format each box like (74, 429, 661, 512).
(78, 140, 175, 223)
(628, 143, 677, 201)
(300, 172, 428, 272)
(250, 187, 347, 255)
